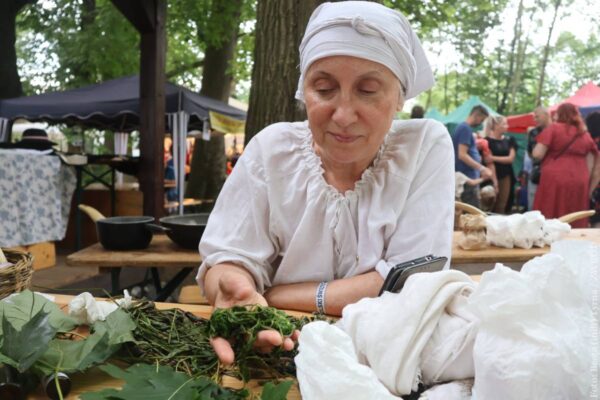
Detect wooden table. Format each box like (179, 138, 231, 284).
(66, 235, 201, 301)
(27, 295, 302, 400)
(451, 228, 600, 265)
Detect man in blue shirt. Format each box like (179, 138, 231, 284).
(453, 105, 493, 207)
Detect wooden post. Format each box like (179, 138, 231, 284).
(111, 0, 166, 218)
(138, 1, 166, 218)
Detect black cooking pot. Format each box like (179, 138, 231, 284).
(96, 216, 155, 250)
(152, 213, 209, 249)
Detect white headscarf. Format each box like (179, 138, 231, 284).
(295, 1, 434, 101)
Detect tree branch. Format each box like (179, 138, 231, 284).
(166, 59, 204, 79)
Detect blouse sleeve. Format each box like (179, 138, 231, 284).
(509, 136, 518, 151)
(196, 137, 279, 293)
(375, 126, 455, 276)
(536, 125, 554, 147)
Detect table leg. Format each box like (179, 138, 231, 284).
(110, 268, 122, 295)
(150, 268, 162, 291)
(154, 267, 193, 302)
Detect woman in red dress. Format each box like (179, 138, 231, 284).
(532, 103, 600, 227)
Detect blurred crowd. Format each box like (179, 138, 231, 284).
(444, 103, 600, 228)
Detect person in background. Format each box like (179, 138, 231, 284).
(525, 107, 550, 210)
(532, 103, 600, 227)
(484, 115, 517, 214)
(199, 1, 455, 364)
(474, 131, 499, 211)
(514, 170, 529, 212)
(452, 105, 493, 208)
(410, 105, 425, 119)
(586, 111, 600, 227)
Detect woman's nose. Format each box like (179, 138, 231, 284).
(331, 95, 358, 127)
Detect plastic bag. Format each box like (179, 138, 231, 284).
(467, 245, 595, 399)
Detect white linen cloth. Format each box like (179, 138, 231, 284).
(295, 321, 400, 400)
(295, 1, 434, 101)
(68, 290, 132, 325)
(197, 119, 454, 292)
(485, 211, 570, 249)
(339, 270, 477, 395)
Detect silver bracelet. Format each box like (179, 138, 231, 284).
(316, 281, 328, 314)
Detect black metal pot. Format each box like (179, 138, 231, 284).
(154, 213, 210, 249)
(96, 216, 155, 250)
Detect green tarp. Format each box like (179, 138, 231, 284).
(424, 107, 445, 121)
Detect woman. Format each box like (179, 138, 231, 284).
(483, 115, 517, 213)
(198, 1, 454, 363)
(586, 111, 600, 227)
(533, 103, 600, 227)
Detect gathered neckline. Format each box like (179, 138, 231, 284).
(296, 122, 391, 200)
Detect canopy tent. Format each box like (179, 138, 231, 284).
(507, 81, 600, 133)
(440, 96, 499, 135)
(0, 75, 246, 214)
(424, 107, 445, 121)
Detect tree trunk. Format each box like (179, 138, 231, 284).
(0, 0, 35, 99)
(535, 0, 561, 106)
(498, 0, 524, 114)
(244, 0, 317, 144)
(186, 0, 243, 201)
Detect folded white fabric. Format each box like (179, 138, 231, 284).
(486, 211, 570, 249)
(467, 246, 595, 399)
(339, 270, 477, 395)
(295, 321, 399, 400)
(68, 290, 132, 325)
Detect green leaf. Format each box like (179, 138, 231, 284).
(0, 290, 77, 333)
(260, 380, 293, 400)
(0, 309, 56, 372)
(33, 309, 136, 376)
(80, 363, 248, 400)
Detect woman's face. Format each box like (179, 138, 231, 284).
(303, 56, 403, 169)
(494, 118, 508, 134)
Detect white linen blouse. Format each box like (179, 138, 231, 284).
(197, 119, 455, 293)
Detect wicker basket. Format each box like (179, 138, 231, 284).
(0, 249, 34, 300)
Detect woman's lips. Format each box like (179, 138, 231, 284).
(330, 132, 359, 143)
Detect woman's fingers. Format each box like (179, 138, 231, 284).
(254, 329, 299, 353)
(210, 337, 235, 365)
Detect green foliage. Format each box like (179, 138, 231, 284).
(33, 308, 136, 376)
(0, 290, 135, 378)
(0, 310, 56, 372)
(260, 380, 293, 400)
(80, 363, 249, 400)
(0, 290, 77, 333)
(17, 0, 139, 93)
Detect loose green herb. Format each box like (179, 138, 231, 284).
(124, 301, 328, 383)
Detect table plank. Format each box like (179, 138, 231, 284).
(66, 235, 200, 268)
(31, 295, 305, 399)
(451, 228, 600, 265)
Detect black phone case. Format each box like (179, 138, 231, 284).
(378, 255, 447, 295)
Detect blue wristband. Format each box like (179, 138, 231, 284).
(316, 281, 328, 314)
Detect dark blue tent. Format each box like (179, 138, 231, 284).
(0, 75, 245, 137)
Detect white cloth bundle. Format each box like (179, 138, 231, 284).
(486, 211, 570, 249)
(339, 270, 477, 395)
(467, 241, 596, 399)
(295, 1, 434, 101)
(68, 290, 132, 325)
(295, 321, 399, 400)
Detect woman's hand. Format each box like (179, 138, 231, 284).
(204, 264, 298, 365)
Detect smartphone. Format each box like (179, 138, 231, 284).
(378, 255, 447, 295)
